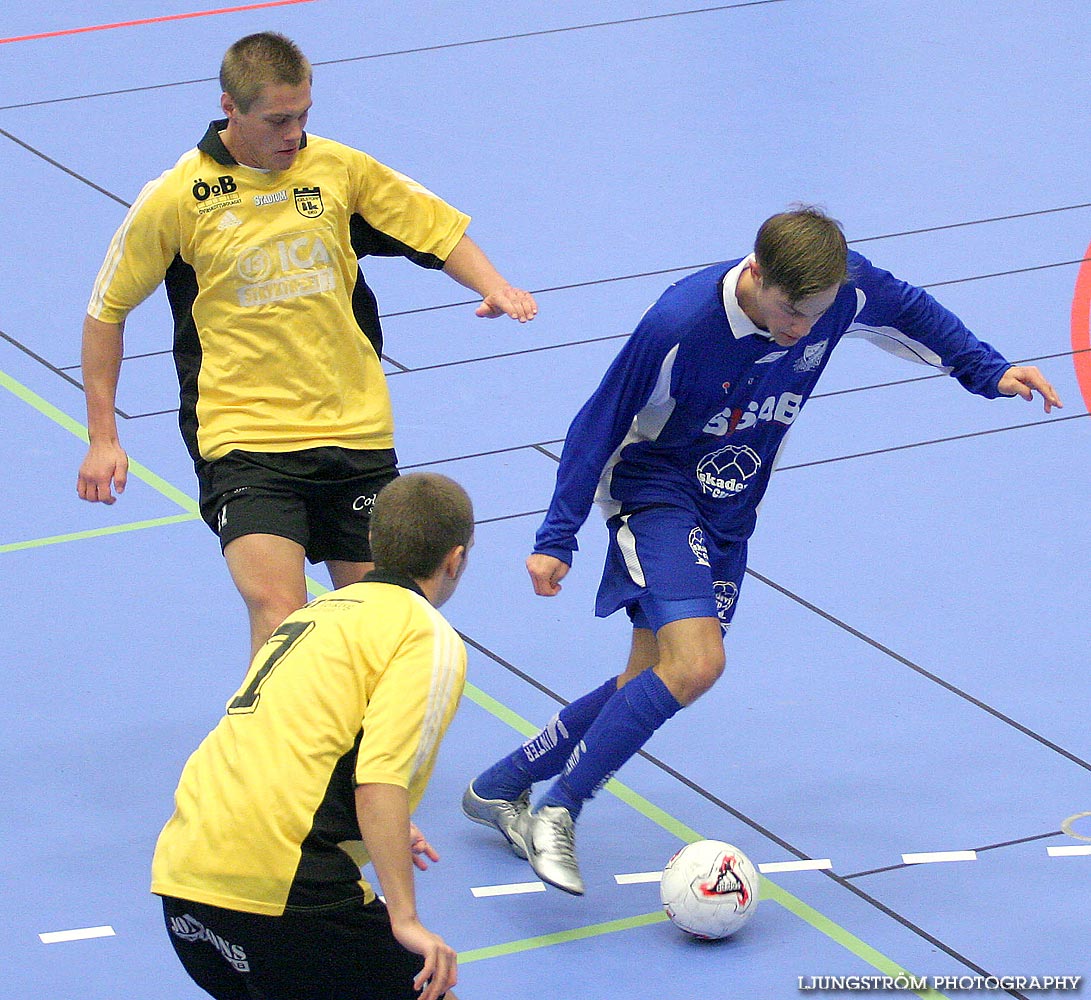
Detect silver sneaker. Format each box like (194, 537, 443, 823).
(461, 781, 531, 859)
(512, 805, 585, 896)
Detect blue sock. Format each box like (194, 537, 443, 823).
(537, 669, 682, 819)
(473, 677, 619, 800)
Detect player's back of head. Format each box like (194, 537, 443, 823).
(370, 473, 474, 581)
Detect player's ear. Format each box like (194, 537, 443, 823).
(446, 545, 465, 577)
(221, 92, 236, 118)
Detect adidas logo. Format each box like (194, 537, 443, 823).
(217, 210, 243, 230)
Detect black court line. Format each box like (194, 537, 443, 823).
(398, 410, 1086, 484)
(745, 567, 1091, 774)
(0, 2, 791, 113)
(377, 209, 1091, 322)
(399, 441, 564, 474)
(377, 251, 1091, 332)
(457, 630, 1028, 998)
(842, 831, 1065, 881)
(775, 411, 1087, 473)
(47, 337, 1088, 407)
(448, 422, 1091, 778)
(0, 127, 129, 205)
(459, 498, 1091, 776)
(1, 114, 1089, 334)
(0, 329, 106, 401)
(810, 348, 1090, 401)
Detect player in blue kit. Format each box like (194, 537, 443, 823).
(461, 207, 1062, 895)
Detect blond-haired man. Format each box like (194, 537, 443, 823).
(78, 32, 535, 659)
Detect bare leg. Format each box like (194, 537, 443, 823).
(326, 558, 373, 590)
(224, 533, 308, 662)
(648, 616, 725, 705)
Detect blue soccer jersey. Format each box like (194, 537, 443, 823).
(534, 251, 1012, 562)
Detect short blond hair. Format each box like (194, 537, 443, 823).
(754, 206, 848, 301)
(219, 32, 311, 113)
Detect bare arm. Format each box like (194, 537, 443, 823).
(355, 783, 457, 1000)
(442, 233, 538, 322)
(77, 314, 129, 504)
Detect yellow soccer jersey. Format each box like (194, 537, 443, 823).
(88, 122, 470, 462)
(151, 574, 467, 915)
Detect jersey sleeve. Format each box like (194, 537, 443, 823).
(87, 170, 183, 323)
(348, 151, 470, 269)
(533, 308, 681, 562)
(354, 606, 466, 805)
(845, 251, 1012, 397)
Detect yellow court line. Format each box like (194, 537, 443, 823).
(0, 513, 200, 554)
(0, 367, 331, 590)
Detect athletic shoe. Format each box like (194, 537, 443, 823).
(511, 805, 585, 896)
(461, 781, 531, 859)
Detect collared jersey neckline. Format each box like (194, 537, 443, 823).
(720, 254, 774, 342)
(198, 118, 310, 168)
(361, 568, 427, 600)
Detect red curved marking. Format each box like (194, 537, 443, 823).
(1071, 240, 1091, 414)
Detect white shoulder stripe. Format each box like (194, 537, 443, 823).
(87, 159, 187, 317)
(845, 323, 949, 370)
(846, 287, 948, 370)
(410, 595, 464, 778)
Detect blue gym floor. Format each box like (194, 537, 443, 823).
(2, 3, 1089, 998)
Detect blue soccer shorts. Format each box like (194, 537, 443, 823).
(595, 504, 747, 634)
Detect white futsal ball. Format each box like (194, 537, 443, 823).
(660, 840, 760, 940)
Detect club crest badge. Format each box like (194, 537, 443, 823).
(294, 186, 324, 218)
(793, 338, 828, 372)
(714, 581, 738, 620)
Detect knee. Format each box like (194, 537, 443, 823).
(239, 581, 306, 652)
(242, 577, 304, 619)
(659, 646, 725, 706)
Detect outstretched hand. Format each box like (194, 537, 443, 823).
(997, 366, 1063, 412)
(475, 285, 538, 322)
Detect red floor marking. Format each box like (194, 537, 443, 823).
(1069, 240, 1091, 414)
(0, 1, 316, 45)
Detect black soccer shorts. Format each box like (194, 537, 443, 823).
(196, 447, 398, 564)
(161, 894, 443, 1000)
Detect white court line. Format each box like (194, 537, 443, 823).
(1048, 845, 1091, 857)
(615, 871, 663, 885)
(39, 926, 116, 944)
(759, 859, 833, 874)
(902, 851, 977, 865)
(471, 881, 546, 898)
